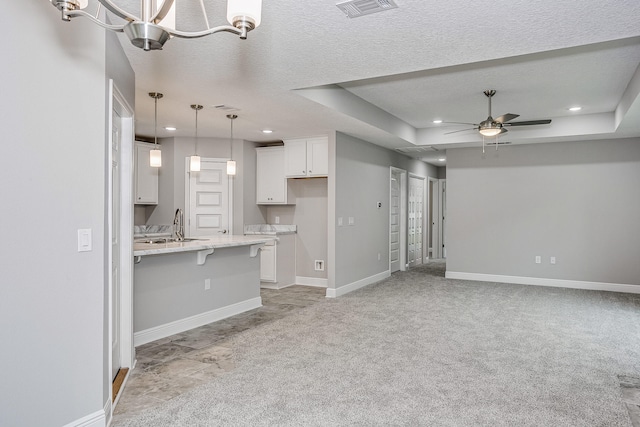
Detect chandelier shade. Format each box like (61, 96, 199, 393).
(50, 0, 263, 51)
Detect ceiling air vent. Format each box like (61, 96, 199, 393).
(336, 0, 398, 18)
(213, 104, 240, 112)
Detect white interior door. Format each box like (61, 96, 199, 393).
(110, 107, 121, 381)
(429, 178, 440, 259)
(408, 176, 425, 267)
(390, 170, 401, 273)
(187, 159, 231, 236)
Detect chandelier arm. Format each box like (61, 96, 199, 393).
(198, 0, 211, 29)
(168, 25, 244, 39)
(96, 0, 139, 22)
(150, 0, 175, 24)
(63, 10, 126, 32)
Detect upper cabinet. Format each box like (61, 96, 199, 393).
(256, 146, 295, 205)
(284, 137, 328, 178)
(134, 141, 158, 205)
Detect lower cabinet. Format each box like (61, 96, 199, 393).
(259, 234, 296, 289)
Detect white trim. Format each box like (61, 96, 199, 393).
(445, 271, 640, 294)
(104, 398, 112, 427)
(63, 409, 105, 427)
(326, 270, 390, 298)
(134, 297, 262, 346)
(296, 276, 328, 288)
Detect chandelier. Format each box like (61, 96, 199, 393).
(50, 0, 262, 51)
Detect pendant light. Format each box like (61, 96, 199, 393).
(149, 92, 163, 167)
(190, 104, 203, 172)
(226, 114, 237, 176)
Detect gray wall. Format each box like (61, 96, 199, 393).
(446, 138, 640, 285)
(332, 133, 439, 289)
(144, 137, 265, 233)
(134, 246, 260, 332)
(1, 2, 111, 425)
(267, 178, 329, 278)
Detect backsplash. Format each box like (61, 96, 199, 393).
(134, 224, 173, 238)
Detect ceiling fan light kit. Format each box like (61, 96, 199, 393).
(445, 89, 552, 151)
(50, 0, 262, 51)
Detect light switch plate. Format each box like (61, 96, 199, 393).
(348, 217, 355, 226)
(78, 229, 92, 252)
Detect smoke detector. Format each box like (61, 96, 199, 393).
(336, 0, 398, 18)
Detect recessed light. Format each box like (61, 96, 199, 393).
(568, 106, 582, 112)
(262, 129, 273, 134)
(438, 158, 446, 162)
(433, 120, 443, 124)
(164, 126, 177, 131)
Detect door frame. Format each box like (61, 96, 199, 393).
(184, 157, 234, 237)
(107, 80, 135, 407)
(408, 173, 427, 267)
(389, 167, 407, 272)
(428, 177, 446, 259)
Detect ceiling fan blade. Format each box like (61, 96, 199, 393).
(440, 121, 478, 126)
(444, 128, 476, 135)
(505, 119, 552, 126)
(494, 113, 519, 123)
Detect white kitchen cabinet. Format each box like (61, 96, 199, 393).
(259, 241, 276, 282)
(284, 137, 328, 178)
(134, 141, 158, 205)
(259, 234, 296, 288)
(256, 146, 295, 204)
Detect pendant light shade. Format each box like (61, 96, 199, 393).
(149, 92, 163, 167)
(190, 104, 203, 172)
(150, 149, 162, 167)
(190, 155, 201, 172)
(226, 114, 238, 176)
(226, 160, 237, 175)
(227, 0, 262, 29)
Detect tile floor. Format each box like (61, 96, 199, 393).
(619, 375, 640, 427)
(112, 285, 327, 424)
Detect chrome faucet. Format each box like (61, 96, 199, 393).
(173, 208, 185, 241)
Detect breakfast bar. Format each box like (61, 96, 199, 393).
(133, 235, 276, 347)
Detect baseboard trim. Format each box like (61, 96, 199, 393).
(326, 270, 390, 298)
(134, 297, 263, 347)
(296, 276, 328, 288)
(62, 409, 105, 427)
(445, 271, 640, 294)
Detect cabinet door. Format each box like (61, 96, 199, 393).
(307, 137, 328, 177)
(284, 139, 308, 178)
(134, 142, 158, 204)
(256, 147, 286, 203)
(260, 244, 276, 282)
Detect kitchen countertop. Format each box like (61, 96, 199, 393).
(244, 224, 297, 235)
(134, 235, 276, 257)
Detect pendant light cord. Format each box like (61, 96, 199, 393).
(154, 97, 158, 146)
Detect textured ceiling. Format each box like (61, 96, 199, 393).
(108, 0, 640, 164)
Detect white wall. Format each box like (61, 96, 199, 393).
(331, 133, 439, 292)
(0, 2, 111, 426)
(446, 138, 640, 286)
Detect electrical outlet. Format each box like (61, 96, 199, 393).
(338, 217, 343, 226)
(274, 216, 280, 224)
(377, 253, 381, 261)
(535, 256, 541, 264)
(204, 278, 211, 290)
(315, 260, 325, 271)
(550, 256, 556, 265)
(348, 217, 355, 226)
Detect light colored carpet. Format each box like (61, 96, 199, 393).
(114, 261, 640, 426)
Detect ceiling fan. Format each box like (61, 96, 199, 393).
(445, 90, 552, 138)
